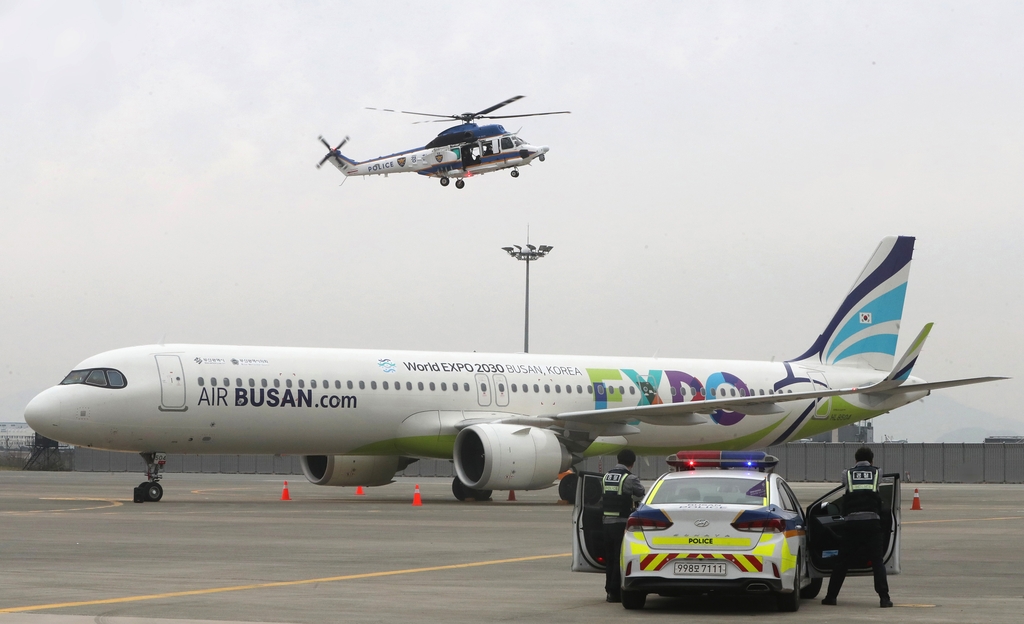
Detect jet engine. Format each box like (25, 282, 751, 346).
(453, 423, 571, 491)
(300, 455, 412, 487)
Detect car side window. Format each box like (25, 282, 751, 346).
(780, 481, 801, 516)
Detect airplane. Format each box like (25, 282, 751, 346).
(316, 95, 569, 189)
(23, 236, 1005, 503)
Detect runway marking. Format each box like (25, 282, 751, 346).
(904, 515, 1022, 525)
(190, 487, 257, 494)
(0, 552, 571, 614)
(0, 498, 124, 515)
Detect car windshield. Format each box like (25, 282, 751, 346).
(650, 476, 768, 506)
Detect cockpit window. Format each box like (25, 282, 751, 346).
(500, 137, 514, 150)
(513, 137, 524, 146)
(60, 368, 128, 389)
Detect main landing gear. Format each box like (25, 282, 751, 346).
(134, 452, 166, 503)
(439, 177, 450, 187)
(455, 179, 465, 189)
(451, 476, 492, 502)
(510, 168, 520, 178)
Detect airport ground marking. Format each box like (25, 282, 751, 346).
(0, 498, 123, 515)
(0, 552, 572, 613)
(904, 515, 1022, 525)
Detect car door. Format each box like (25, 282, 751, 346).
(805, 473, 901, 577)
(571, 471, 607, 573)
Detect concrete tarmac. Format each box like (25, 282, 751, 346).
(0, 471, 1022, 623)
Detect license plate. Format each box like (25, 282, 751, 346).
(673, 561, 727, 576)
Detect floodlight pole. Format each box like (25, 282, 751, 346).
(501, 240, 553, 353)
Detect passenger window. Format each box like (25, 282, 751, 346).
(577, 385, 583, 394)
(311, 380, 317, 389)
(511, 383, 517, 392)
(629, 386, 635, 395)
(262, 379, 268, 388)
(500, 136, 514, 150)
(236, 378, 243, 388)
(710, 387, 716, 397)
(497, 383, 504, 392)
(359, 381, 365, 390)
(286, 379, 292, 389)
(408, 382, 414, 391)
(211, 377, 218, 387)
(670, 386, 677, 396)
(463, 383, 470, 391)
(197, 377, 205, 387)
(106, 370, 126, 388)
(565, 385, 571, 394)
(608, 386, 615, 395)
(521, 384, 528, 393)
(441, 382, 448, 391)
(382, 381, 389, 390)
(335, 381, 341, 389)
(418, 382, 424, 391)
(730, 388, 736, 397)
(249, 379, 255, 388)
(223, 378, 230, 387)
(619, 386, 625, 395)
(85, 370, 108, 386)
(597, 385, 604, 395)
(394, 382, 400, 391)
(298, 380, 305, 389)
(544, 384, 550, 393)
(481, 140, 494, 156)
(480, 383, 487, 392)
(533, 384, 539, 393)
(323, 380, 328, 389)
(371, 381, 377, 390)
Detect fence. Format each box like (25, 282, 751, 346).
(71, 443, 1024, 484)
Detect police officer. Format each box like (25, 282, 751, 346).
(822, 446, 893, 608)
(602, 449, 645, 603)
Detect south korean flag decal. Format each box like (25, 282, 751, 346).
(860, 312, 872, 324)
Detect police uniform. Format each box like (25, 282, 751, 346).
(602, 464, 645, 601)
(824, 461, 892, 606)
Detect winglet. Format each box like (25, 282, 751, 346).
(884, 322, 933, 384)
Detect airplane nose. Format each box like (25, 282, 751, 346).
(24, 388, 60, 433)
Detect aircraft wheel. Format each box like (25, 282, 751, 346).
(455, 179, 465, 189)
(470, 488, 492, 502)
(510, 168, 520, 178)
(538, 153, 546, 162)
(440, 177, 450, 187)
(144, 481, 163, 502)
(558, 473, 578, 502)
(452, 477, 468, 501)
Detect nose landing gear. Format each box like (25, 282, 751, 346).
(510, 168, 520, 178)
(134, 452, 166, 503)
(455, 179, 466, 189)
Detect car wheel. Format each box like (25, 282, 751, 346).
(776, 551, 801, 612)
(621, 590, 646, 610)
(800, 577, 822, 599)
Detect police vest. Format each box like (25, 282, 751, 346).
(602, 467, 635, 518)
(844, 465, 881, 515)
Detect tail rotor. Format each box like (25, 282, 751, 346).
(317, 135, 349, 169)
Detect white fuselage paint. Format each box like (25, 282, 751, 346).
(24, 345, 923, 457)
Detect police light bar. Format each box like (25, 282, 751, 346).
(666, 450, 779, 472)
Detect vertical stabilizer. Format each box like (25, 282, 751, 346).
(791, 236, 915, 370)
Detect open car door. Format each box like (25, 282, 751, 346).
(571, 472, 608, 573)
(805, 473, 901, 578)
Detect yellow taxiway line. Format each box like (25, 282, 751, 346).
(0, 553, 571, 614)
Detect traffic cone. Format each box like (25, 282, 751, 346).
(280, 481, 292, 501)
(412, 484, 423, 506)
(911, 488, 922, 510)
(507, 489, 517, 502)
(355, 485, 365, 496)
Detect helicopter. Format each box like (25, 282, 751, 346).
(317, 96, 569, 189)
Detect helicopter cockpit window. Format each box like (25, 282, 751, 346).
(513, 137, 524, 146)
(500, 137, 514, 150)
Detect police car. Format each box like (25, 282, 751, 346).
(571, 451, 902, 611)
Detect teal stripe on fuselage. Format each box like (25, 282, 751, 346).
(826, 283, 907, 359)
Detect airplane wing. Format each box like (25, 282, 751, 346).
(554, 376, 1007, 427)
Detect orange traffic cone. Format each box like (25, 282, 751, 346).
(280, 481, 292, 501)
(911, 488, 922, 510)
(412, 484, 423, 506)
(507, 489, 517, 502)
(355, 485, 365, 496)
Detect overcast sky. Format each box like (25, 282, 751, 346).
(2, 1, 1021, 432)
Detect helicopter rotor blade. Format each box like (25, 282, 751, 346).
(366, 107, 458, 120)
(318, 135, 333, 150)
(481, 111, 571, 120)
(473, 95, 525, 117)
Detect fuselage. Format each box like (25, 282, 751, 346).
(24, 344, 925, 458)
